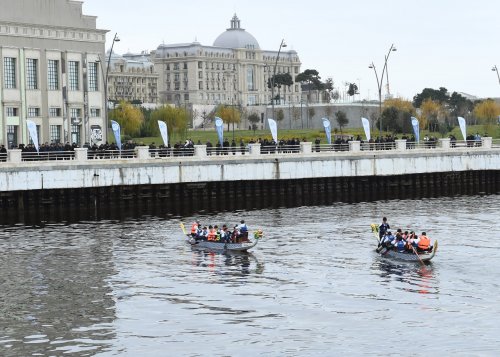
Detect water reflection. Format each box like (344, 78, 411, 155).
(373, 258, 440, 296)
(189, 249, 264, 277)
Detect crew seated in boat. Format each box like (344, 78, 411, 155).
(414, 232, 433, 252)
(190, 221, 200, 237)
(392, 235, 406, 252)
(380, 231, 395, 248)
(196, 226, 208, 241)
(207, 225, 217, 241)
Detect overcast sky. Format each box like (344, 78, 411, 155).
(82, 0, 500, 101)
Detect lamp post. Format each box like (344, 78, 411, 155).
(271, 39, 287, 121)
(368, 43, 396, 138)
(104, 33, 120, 141)
(492, 65, 500, 84)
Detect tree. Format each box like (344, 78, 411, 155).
(216, 105, 241, 131)
(413, 87, 449, 108)
(381, 98, 416, 134)
(474, 99, 500, 135)
(449, 92, 474, 117)
(335, 110, 348, 133)
(420, 98, 445, 132)
(150, 105, 189, 144)
(308, 107, 316, 125)
(296, 69, 324, 103)
(276, 108, 285, 122)
(291, 105, 301, 128)
(109, 100, 144, 137)
(347, 83, 359, 97)
(268, 72, 294, 102)
(248, 112, 260, 134)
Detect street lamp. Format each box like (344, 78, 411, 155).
(271, 39, 287, 121)
(492, 65, 500, 84)
(368, 43, 397, 138)
(104, 33, 120, 140)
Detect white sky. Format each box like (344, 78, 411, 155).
(82, 0, 500, 101)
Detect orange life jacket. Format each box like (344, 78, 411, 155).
(418, 235, 430, 250)
(207, 228, 216, 241)
(191, 223, 198, 234)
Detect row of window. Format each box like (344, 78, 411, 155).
(2, 57, 99, 92)
(6, 124, 81, 147)
(4, 106, 100, 118)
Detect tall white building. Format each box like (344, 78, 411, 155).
(153, 14, 301, 127)
(0, 0, 107, 148)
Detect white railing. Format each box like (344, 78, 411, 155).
(87, 150, 137, 160)
(1, 137, 497, 164)
(21, 151, 75, 161)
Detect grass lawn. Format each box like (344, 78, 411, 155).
(112, 125, 499, 146)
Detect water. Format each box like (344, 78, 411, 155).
(0, 195, 499, 356)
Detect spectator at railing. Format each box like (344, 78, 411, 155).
(450, 134, 457, 148)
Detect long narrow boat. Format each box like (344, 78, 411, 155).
(180, 223, 262, 252)
(370, 224, 438, 263)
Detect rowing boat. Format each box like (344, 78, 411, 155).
(180, 223, 262, 252)
(370, 223, 438, 263)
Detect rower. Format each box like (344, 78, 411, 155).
(415, 232, 432, 252)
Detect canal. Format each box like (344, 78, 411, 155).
(0, 194, 498, 355)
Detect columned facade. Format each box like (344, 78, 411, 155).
(0, 0, 107, 148)
(153, 14, 301, 128)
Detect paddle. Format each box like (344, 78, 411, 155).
(180, 222, 188, 236)
(409, 242, 425, 266)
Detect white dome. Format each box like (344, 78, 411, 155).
(213, 14, 260, 50)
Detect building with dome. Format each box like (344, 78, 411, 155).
(153, 14, 302, 128)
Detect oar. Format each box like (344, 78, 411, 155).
(180, 222, 188, 236)
(370, 223, 380, 244)
(409, 243, 425, 266)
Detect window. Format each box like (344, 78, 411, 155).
(70, 108, 82, 122)
(26, 58, 38, 89)
(184, 94, 189, 101)
(90, 108, 101, 117)
(68, 61, 79, 90)
(198, 71, 202, 79)
(6, 107, 19, 117)
(48, 60, 59, 90)
(199, 81, 203, 89)
(183, 62, 188, 69)
(247, 67, 254, 91)
(28, 107, 40, 117)
(49, 107, 61, 117)
(88, 62, 98, 91)
(173, 63, 179, 70)
(71, 125, 81, 145)
(3, 57, 16, 89)
(50, 125, 61, 143)
(198, 61, 203, 69)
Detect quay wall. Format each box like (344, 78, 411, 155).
(0, 142, 499, 224)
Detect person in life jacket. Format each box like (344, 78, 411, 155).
(207, 225, 216, 241)
(190, 221, 200, 237)
(214, 225, 221, 241)
(238, 220, 248, 240)
(416, 232, 431, 252)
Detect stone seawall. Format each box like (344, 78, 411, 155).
(1, 142, 499, 225)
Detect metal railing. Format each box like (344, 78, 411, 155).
(207, 147, 249, 156)
(149, 148, 195, 157)
(87, 150, 137, 160)
(314, 144, 350, 152)
(492, 139, 500, 148)
(0, 153, 6, 162)
(21, 151, 75, 161)
(361, 142, 397, 151)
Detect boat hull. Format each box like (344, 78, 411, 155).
(378, 240, 438, 262)
(187, 237, 258, 252)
